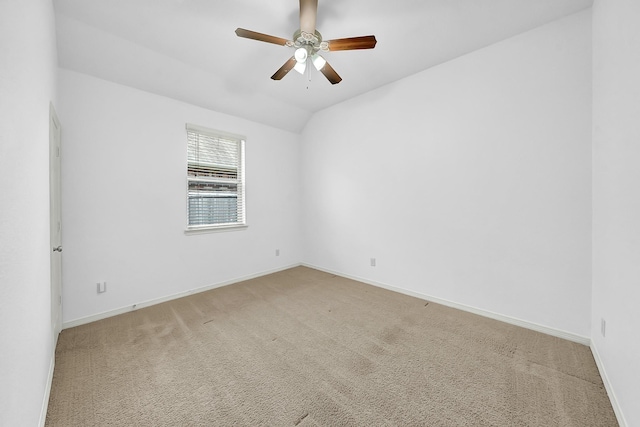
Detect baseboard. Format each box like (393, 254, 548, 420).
(64, 262, 591, 345)
(591, 343, 628, 427)
(62, 263, 302, 329)
(57, 262, 616, 424)
(39, 330, 58, 427)
(302, 263, 591, 346)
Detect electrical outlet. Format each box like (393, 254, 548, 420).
(97, 282, 107, 294)
(370, 258, 376, 267)
(601, 318, 606, 337)
(275, 249, 280, 256)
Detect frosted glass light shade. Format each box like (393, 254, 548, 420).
(294, 60, 306, 74)
(312, 54, 326, 70)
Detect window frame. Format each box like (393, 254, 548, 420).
(184, 123, 247, 234)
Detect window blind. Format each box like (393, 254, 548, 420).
(186, 124, 245, 228)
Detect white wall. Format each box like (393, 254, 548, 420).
(592, 0, 640, 425)
(0, 0, 58, 425)
(3, 2, 634, 423)
(58, 69, 301, 324)
(301, 11, 592, 338)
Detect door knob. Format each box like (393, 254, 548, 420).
(53, 246, 62, 252)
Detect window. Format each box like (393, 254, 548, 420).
(186, 124, 246, 231)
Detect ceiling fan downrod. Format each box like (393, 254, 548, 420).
(234, 0, 376, 85)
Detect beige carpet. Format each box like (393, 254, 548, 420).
(46, 267, 617, 426)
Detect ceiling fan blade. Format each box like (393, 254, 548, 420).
(235, 28, 290, 46)
(271, 57, 298, 80)
(326, 35, 377, 51)
(319, 60, 342, 85)
(299, 0, 318, 34)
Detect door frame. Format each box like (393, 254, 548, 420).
(49, 103, 62, 341)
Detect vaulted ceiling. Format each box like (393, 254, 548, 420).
(53, 0, 592, 133)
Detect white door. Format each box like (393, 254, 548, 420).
(50, 104, 62, 339)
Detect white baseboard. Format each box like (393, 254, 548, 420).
(64, 262, 592, 345)
(591, 343, 628, 427)
(62, 263, 302, 329)
(302, 263, 591, 346)
(57, 263, 623, 425)
(39, 330, 58, 427)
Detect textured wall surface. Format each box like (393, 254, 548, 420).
(58, 69, 302, 324)
(302, 12, 592, 338)
(0, 0, 58, 425)
(592, 0, 640, 425)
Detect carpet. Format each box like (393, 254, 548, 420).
(46, 266, 618, 426)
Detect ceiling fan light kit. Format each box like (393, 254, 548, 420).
(294, 59, 306, 75)
(311, 53, 326, 71)
(235, 0, 377, 85)
(294, 45, 309, 62)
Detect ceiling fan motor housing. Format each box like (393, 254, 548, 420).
(234, 0, 376, 84)
(289, 30, 329, 53)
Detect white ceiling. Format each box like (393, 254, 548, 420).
(53, 0, 592, 133)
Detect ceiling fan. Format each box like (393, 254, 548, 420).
(235, 0, 377, 85)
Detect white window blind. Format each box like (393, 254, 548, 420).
(186, 124, 246, 229)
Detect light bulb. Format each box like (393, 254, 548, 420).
(294, 47, 308, 63)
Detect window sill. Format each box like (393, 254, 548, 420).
(184, 224, 248, 235)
